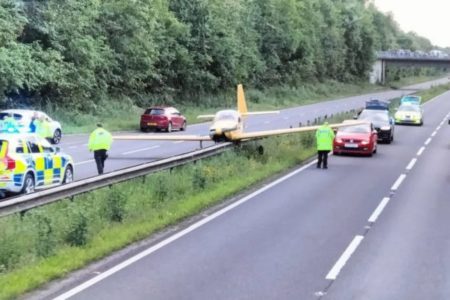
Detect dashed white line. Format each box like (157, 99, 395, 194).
(431, 131, 437, 137)
(326, 235, 364, 280)
(368, 197, 390, 223)
(437, 126, 441, 131)
(122, 145, 160, 155)
(74, 159, 94, 166)
(391, 174, 406, 191)
(424, 138, 432, 145)
(406, 158, 417, 171)
(417, 146, 425, 156)
(172, 141, 184, 144)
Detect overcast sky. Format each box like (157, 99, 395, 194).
(372, 0, 450, 48)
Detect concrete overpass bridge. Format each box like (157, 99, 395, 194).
(371, 51, 450, 84)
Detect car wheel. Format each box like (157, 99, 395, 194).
(21, 173, 35, 194)
(373, 146, 377, 154)
(63, 165, 74, 184)
(167, 122, 173, 133)
(180, 121, 187, 131)
(52, 129, 62, 144)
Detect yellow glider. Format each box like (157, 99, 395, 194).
(114, 84, 364, 143)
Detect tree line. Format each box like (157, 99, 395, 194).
(0, 0, 436, 111)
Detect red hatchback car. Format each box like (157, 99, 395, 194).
(333, 121, 378, 156)
(140, 107, 187, 132)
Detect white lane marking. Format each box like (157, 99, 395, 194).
(417, 147, 425, 156)
(68, 146, 78, 149)
(122, 145, 160, 155)
(424, 138, 432, 145)
(437, 126, 441, 131)
(406, 158, 417, 171)
(431, 131, 437, 137)
(391, 174, 406, 191)
(172, 141, 184, 144)
(326, 235, 364, 280)
(74, 160, 94, 166)
(283, 117, 289, 120)
(54, 159, 319, 300)
(368, 197, 390, 223)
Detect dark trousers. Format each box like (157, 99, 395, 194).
(94, 149, 108, 175)
(317, 150, 329, 168)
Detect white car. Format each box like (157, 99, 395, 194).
(0, 109, 62, 144)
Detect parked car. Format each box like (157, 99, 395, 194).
(395, 104, 423, 125)
(140, 106, 187, 132)
(0, 134, 74, 196)
(0, 109, 63, 144)
(357, 109, 394, 143)
(333, 121, 377, 156)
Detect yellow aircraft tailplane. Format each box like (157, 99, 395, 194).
(237, 84, 248, 114)
(237, 84, 279, 116)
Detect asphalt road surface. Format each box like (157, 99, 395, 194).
(61, 78, 449, 181)
(35, 82, 450, 299)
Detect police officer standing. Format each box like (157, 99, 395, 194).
(88, 123, 113, 175)
(315, 121, 335, 169)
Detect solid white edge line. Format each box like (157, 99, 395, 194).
(406, 158, 417, 171)
(74, 160, 94, 166)
(424, 138, 432, 145)
(54, 159, 318, 300)
(172, 141, 184, 144)
(122, 145, 160, 155)
(417, 146, 425, 156)
(326, 235, 364, 280)
(368, 197, 390, 223)
(391, 174, 406, 191)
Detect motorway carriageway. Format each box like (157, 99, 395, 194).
(28, 82, 450, 299)
(60, 78, 450, 181)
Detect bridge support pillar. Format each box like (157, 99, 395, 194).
(370, 60, 385, 84)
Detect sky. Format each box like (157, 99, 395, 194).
(372, 0, 450, 48)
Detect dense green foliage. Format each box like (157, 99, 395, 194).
(0, 0, 437, 111)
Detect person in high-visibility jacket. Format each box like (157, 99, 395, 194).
(33, 116, 51, 139)
(3, 114, 18, 133)
(315, 121, 335, 169)
(88, 123, 113, 175)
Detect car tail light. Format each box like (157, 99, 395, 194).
(4, 156, 15, 170)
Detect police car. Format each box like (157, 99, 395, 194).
(0, 110, 63, 144)
(0, 134, 74, 196)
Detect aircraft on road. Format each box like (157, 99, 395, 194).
(114, 84, 362, 145)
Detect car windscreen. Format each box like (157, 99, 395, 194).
(359, 110, 389, 123)
(398, 105, 420, 112)
(144, 108, 165, 115)
(339, 124, 370, 134)
(214, 111, 238, 122)
(0, 113, 23, 120)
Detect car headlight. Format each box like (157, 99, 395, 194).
(335, 138, 343, 143)
(380, 126, 391, 131)
(361, 140, 370, 145)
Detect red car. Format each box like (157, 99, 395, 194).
(140, 107, 187, 132)
(333, 121, 378, 156)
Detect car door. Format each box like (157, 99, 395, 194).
(26, 136, 46, 187)
(171, 109, 182, 128)
(38, 137, 62, 185)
